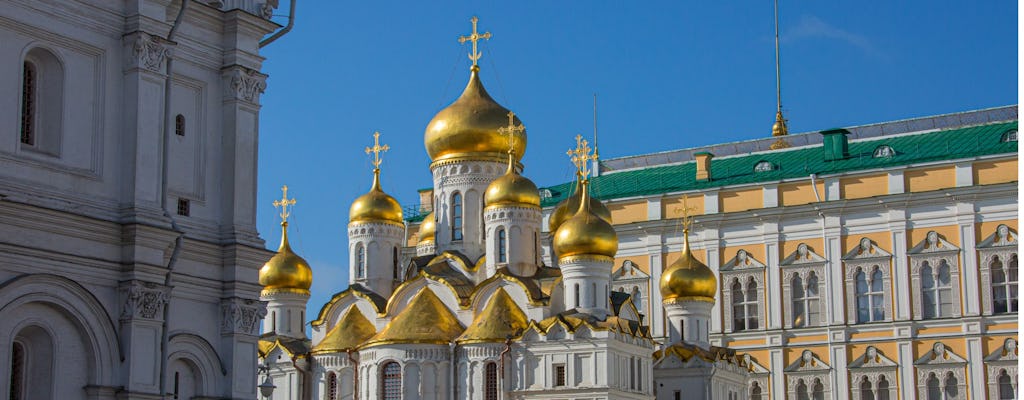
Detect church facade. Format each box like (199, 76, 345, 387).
(0, 1, 282, 399)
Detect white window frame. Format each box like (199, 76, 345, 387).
(720, 250, 766, 333)
(843, 238, 894, 324)
(978, 225, 1019, 316)
(984, 338, 1019, 400)
(785, 350, 832, 400)
(909, 231, 963, 320)
(914, 342, 967, 400)
(848, 346, 899, 400)
(781, 243, 829, 329)
(744, 354, 770, 400)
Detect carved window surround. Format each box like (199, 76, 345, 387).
(781, 243, 829, 329)
(784, 350, 832, 399)
(720, 249, 766, 333)
(977, 224, 1018, 316)
(908, 231, 963, 320)
(914, 342, 967, 400)
(843, 238, 894, 324)
(848, 346, 899, 399)
(984, 338, 1019, 400)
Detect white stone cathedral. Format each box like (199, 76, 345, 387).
(1, 1, 284, 399)
(257, 19, 755, 400)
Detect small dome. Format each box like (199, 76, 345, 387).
(660, 230, 716, 302)
(349, 170, 403, 225)
(548, 178, 611, 232)
(424, 68, 526, 163)
(552, 181, 618, 259)
(485, 161, 540, 209)
(259, 224, 313, 294)
(417, 211, 436, 244)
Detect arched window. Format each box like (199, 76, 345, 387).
(1002, 129, 1018, 143)
(877, 376, 891, 400)
(922, 261, 955, 319)
(811, 378, 825, 400)
(381, 362, 401, 400)
(327, 372, 338, 400)
(754, 160, 775, 172)
(750, 382, 763, 400)
(20, 48, 63, 153)
(796, 379, 809, 400)
(792, 274, 806, 327)
(356, 245, 366, 279)
(574, 283, 580, 308)
(175, 114, 185, 136)
(731, 280, 745, 330)
(497, 229, 507, 263)
(998, 370, 1015, 400)
(485, 362, 498, 400)
(451, 192, 463, 240)
(9, 341, 25, 400)
(393, 246, 399, 281)
(873, 145, 895, 158)
(856, 267, 886, 323)
(992, 255, 1019, 313)
(943, 372, 958, 399)
(860, 376, 874, 400)
(926, 373, 941, 400)
(731, 278, 759, 331)
(631, 286, 642, 311)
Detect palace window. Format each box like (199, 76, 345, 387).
(855, 267, 886, 323)
(381, 362, 401, 400)
(356, 245, 366, 279)
(451, 192, 463, 240)
(991, 254, 1018, 314)
(791, 272, 821, 328)
(754, 160, 775, 172)
(997, 370, 1016, 400)
(873, 145, 895, 158)
(750, 381, 763, 400)
(327, 372, 337, 400)
(978, 225, 1018, 315)
(920, 261, 954, 319)
(20, 48, 64, 154)
(785, 350, 832, 400)
(909, 231, 963, 320)
(924, 372, 960, 400)
(497, 228, 507, 263)
(730, 278, 759, 331)
(485, 362, 498, 400)
(1002, 129, 1018, 142)
(554, 364, 566, 387)
(175, 114, 185, 136)
(915, 343, 967, 400)
(793, 378, 826, 400)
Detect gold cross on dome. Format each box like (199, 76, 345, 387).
(566, 134, 597, 180)
(365, 131, 389, 169)
(273, 185, 297, 223)
(497, 111, 525, 153)
(674, 194, 697, 232)
(458, 16, 492, 68)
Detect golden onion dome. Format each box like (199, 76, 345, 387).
(485, 155, 541, 209)
(259, 223, 313, 294)
(424, 67, 526, 163)
(552, 180, 618, 259)
(660, 229, 717, 302)
(349, 169, 403, 225)
(548, 177, 611, 232)
(417, 211, 436, 244)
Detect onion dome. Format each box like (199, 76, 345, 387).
(552, 180, 618, 259)
(311, 305, 376, 354)
(361, 287, 464, 348)
(548, 177, 611, 232)
(485, 153, 540, 209)
(259, 222, 313, 295)
(458, 287, 529, 344)
(424, 68, 526, 164)
(417, 211, 436, 244)
(349, 169, 403, 225)
(660, 229, 717, 302)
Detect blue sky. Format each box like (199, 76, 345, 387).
(254, 1, 1017, 320)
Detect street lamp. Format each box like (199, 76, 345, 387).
(257, 363, 276, 399)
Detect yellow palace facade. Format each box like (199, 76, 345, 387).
(406, 105, 1019, 399)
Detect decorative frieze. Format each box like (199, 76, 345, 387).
(224, 66, 268, 103)
(120, 281, 169, 321)
(126, 32, 173, 72)
(221, 297, 268, 335)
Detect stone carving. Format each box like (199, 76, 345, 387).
(129, 32, 172, 72)
(227, 67, 268, 102)
(121, 281, 169, 320)
(221, 298, 268, 334)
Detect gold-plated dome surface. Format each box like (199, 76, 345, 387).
(660, 229, 717, 302)
(457, 287, 529, 343)
(311, 305, 376, 354)
(548, 178, 611, 232)
(259, 223, 313, 294)
(553, 181, 618, 259)
(349, 169, 403, 225)
(417, 211, 436, 244)
(485, 161, 540, 208)
(424, 69, 526, 163)
(362, 287, 464, 348)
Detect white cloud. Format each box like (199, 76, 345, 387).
(783, 15, 881, 57)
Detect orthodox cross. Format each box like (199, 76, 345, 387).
(674, 195, 697, 232)
(458, 16, 491, 68)
(273, 185, 297, 224)
(497, 111, 524, 154)
(365, 131, 389, 170)
(567, 134, 597, 180)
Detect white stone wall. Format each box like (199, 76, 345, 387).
(348, 220, 405, 296)
(431, 160, 507, 261)
(483, 205, 542, 277)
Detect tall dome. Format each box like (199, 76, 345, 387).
(552, 180, 618, 259)
(485, 153, 540, 209)
(417, 211, 436, 244)
(660, 229, 717, 302)
(424, 67, 527, 164)
(349, 169, 403, 225)
(259, 222, 313, 294)
(548, 176, 611, 232)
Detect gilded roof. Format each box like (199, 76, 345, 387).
(654, 341, 739, 364)
(311, 283, 387, 326)
(362, 288, 464, 348)
(457, 288, 529, 344)
(311, 306, 376, 354)
(258, 333, 311, 358)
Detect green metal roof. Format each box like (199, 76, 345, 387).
(539, 121, 1018, 207)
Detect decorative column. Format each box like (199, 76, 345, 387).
(220, 297, 267, 399)
(118, 280, 169, 396)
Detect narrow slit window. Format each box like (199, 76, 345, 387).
(20, 62, 36, 146)
(175, 114, 185, 136)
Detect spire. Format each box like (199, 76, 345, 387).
(459, 16, 492, 72)
(770, 0, 791, 149)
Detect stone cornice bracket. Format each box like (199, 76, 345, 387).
(124, 31, 175, 72)
(223, 65, 268, 103)
(120, 280, 170, 321)
(221, 297, 267, 335)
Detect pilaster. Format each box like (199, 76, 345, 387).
(647, 233, 665, 338)
(956, 201, 981, 316)
(889, 209, 911, 321)
(220, 297, 267, 399)
(824, 215, 844, 325)
(219, 65, 266, 243)
(764, 223, 782, 330)
(118, 280, 169, 395)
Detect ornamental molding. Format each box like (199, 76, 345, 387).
(848, 346, 898, 369)
(720, 249, 766, 273)
(842, 238, 892, 262)
(120, 281, 169, 321)
(977, 224, 1018, 249)
(126, 31, 173, 72)
(908, 231, 960, 256)
(224, 66, 267, 103)
(780, 243, 827, 267)
(221, 297, 267, 335)
(914, 342, 967, 366)
(984, 338, 1019, 363)
(612, 260, 651, 281)
(785, 350, 832, 373)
